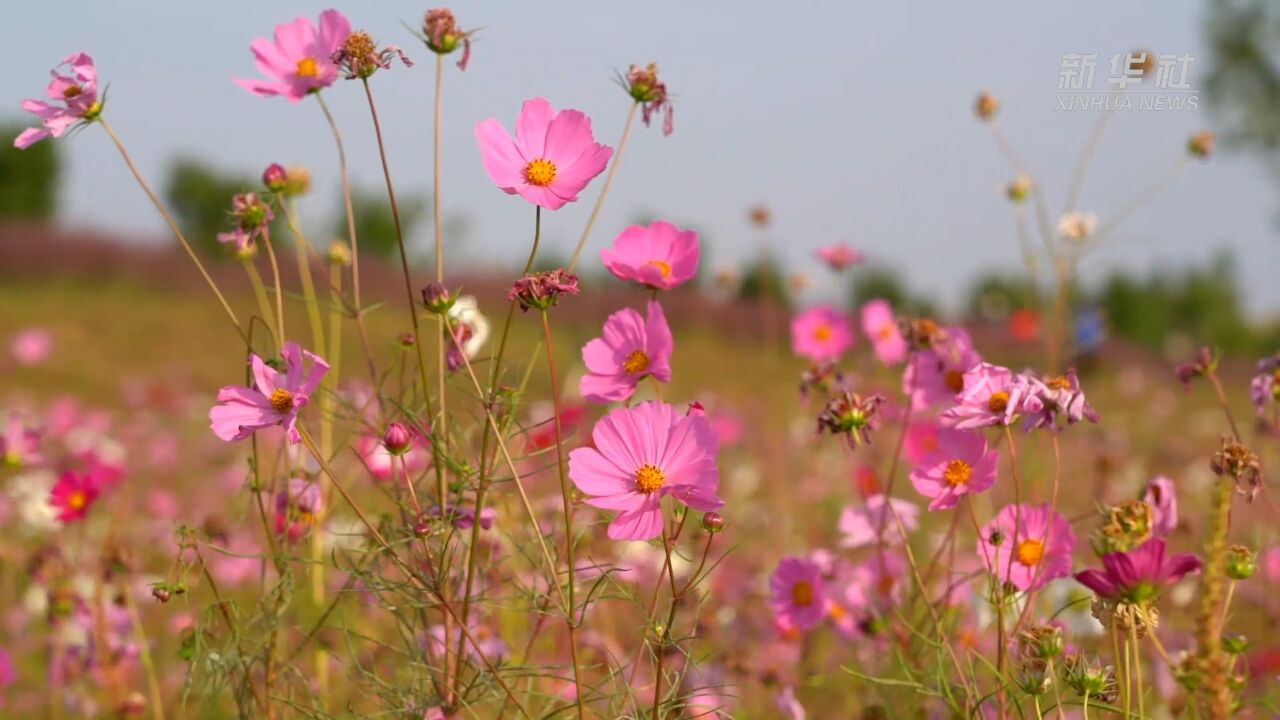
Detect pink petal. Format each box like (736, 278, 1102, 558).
(515, 98, 553, 160)
(607, 498, 663, 540)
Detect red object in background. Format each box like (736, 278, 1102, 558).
(525, 403, 587, 452)
(1008, 309, 1040, 343)
(853, 465, 881, 496)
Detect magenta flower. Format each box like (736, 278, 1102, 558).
(769, 556, 826, 632)
(1250, 353, 1280, 418)
(209, 342, 329, 445)
(234, 9, 351, 101)
(14, 53, 100, 149)
(1, 415, 43, 468)
(791, 306, 854, 363)
(475, 97, 613, 211)
(1023, 369, 1099, 430)
(838, 495, 918, 548)
(49, 470, 100, 524)
(1075, 538, 1200, 604)
(978, 504, 1075, 592)
(600, 221, 700, 290)
(940, 363, 1041, 430)
(579, 301, 673, 404)
(909, 429, 998, 511)
(861, 299, 907, 365)
(815, 243, 864, 271)
(902, 327, 982, 410)
(568, 400, 720, 540)
(1143, 476, 1177, 537)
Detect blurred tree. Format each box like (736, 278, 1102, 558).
(164, 158, 259, 256)
(849, 264, 936, 317)
(332, 187, 425, 260)
(0, 123, 59, 220)
(964, 273, 1040, 322)
(1204, 0, 1280, 173)
(737, 253, 790, 307)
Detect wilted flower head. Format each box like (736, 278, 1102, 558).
(1057, 211, 1098, 242)
(625, 63, 674, 135)
(1017, 624, 1064, 662)
(332, 30, 412, 80)
(1094, 499, 1154, 554)
(235, 10, 351, 101)
(817, 391, 886, 448)
(1187, 130, 1215, 159)
(1061, 653, 1118, 703)
(421, 8, 472, 69)
(1175, 345, 1217, 390)
(1249, 352, 1280, 418)
(217, 192, 274, 253)
(1209, 435, 1262, 500)
(508, 269, 579, 312)
(974, 91, 999, 121)
(1024, 368, 1099, 430)
(14, 53, 102, 149)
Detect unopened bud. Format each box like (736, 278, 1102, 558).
(383, 422, 413, 455)
(701, 511, 725, 533)
(421, 282, 456, 314)
(1007, 175, 1032, 203)
(1187, 130, 1215, 159)
(151, 587, 172, 603)
(262, 163, 288, 192)
(284, 165, 311, 196)
(974, 91, 999, 121)
(327, 241, 351, 267)
(1226, 544, 1256, 580)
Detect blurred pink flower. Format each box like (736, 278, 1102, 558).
(909, 428, 998, 510)
(600, 220, 699, 290)
(14, 53, 100, 149)
(274, 477, 321, 542)
(902, 420, 941, 465)
(475, 97, 612, 210)
(579, 300, 673, 404)
(1143, 476, 1177, 537)
(902, 327, 981, 410)
(940, 363, 1040, 430)
(769, 557, 826, 632)
(842, 552, 906, 613)
(1250, 353, 1280, 419)
(209, 342, 328, 444)
(49, 470, 100, 523)
(860, 299, 906, 365)
(1, 415, 43, 468)
(10, 327, 52, 366)
(838, 495, 918, 549)
(775, 686, 806, 720)
(790, 306, 853, 363)
(235, 9, 351, 101)
(568, 400, 720, 540)
(815, 243, 864, 271)
(978, 504, 1075, 592)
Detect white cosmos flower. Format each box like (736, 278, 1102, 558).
(448, 295, 490, 359)
(1056, 211, 1098, 242)
(9, 469, 59, 534)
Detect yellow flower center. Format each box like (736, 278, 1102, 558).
(944, 369, 965, 393)
(634, 464, 664, 494)
(623, 349, 650, 374)
(812, 324, 832, 342)
(524, 159, 557, 186)
(2, 450, 20, 468)
(791, 580, 814, 607)
(987, 390, 1009, 413)
(647, 259, 672, 279)
(943, 459, 971, 487)
(269, 388, 294, 413)
(62, 85, 83, 99)
(1015, 539, 1044, 567)
(1045, 375, 1071, 391)
(876, 325, 894, 341)
(295, 57, 319, 78)
(67, 490, 87, 511)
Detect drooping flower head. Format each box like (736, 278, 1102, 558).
(1075, 538, 1200, 605)
(579, 300, 673, 404)
(902, 326, 981, 410)
(791, 307, 853, 363)
(14, 53, 101, 149)
(475, 98, 613, 211)
(1023, 369, 1099, 430)
(601, 221, 699, 290)
(235, 10, 351, 101)
(815, 243, 865, 272)
(274, 477, 322, 542)
(1249, 352, 1280, 419)
(331, 30, 412, 80)
(861, 299, 907, 365)
(508, 269, 579, 312)
(769, 557, 826, 632)
(568, 401, 720, 540)
(909, 428, 998, 511)
(49, 470, 100, 523)
(1142, 476, 1177, 537)
(838, 494, 918, 549)
(1174, 345, 1216, 391)
(624, 63, 674, 135)
(209, 342, 329, 444)
(940, 363, 1041, 430)
(978, 504, 1075, 592)
(217, 192, 274, 254)
(1210, 435, 1263, 500)
(421, 8, 473, 70)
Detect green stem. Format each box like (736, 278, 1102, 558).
(568, 101, 638, 271)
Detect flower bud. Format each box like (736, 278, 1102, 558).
(701, 511, 725, 533)
(508, 269, 580, 312)
(1222, 634, 1249, 655)
(974, 91, 999, 121)
(1187, 130, 1215, 160)
(119, 692, 147, 716)
(383, 422, 413, 456)
(285, 165, 311, 196)
(421, 282, 456, 314)
(327, 241, 352, 267)
(397, 332, 417, 349)
(1007, 175, 1032, 203)
(151, 586, 172, 603)
(413, 520, 431, 538)
(262, 163, 288, 192)
(1226, 544, 1256, 580)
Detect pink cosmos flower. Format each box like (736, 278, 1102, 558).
(14, 53, 100, 149)
(903, 420, 941, 465)
(1, 415, 43, 468)
(1023, 369, 1099, 430)
(769, 557, 826, 632)
(815, 243, 864, 271)
(841, 552, 906, 614)
(978, 504, 1075, 592)
(860, 299, 907, 365)
(49, 470, 100, 523)
(579, 300, 673, 404)
(902, 327, 982, 410)
(475, 97, 613, 211)
(940, 363, 1040, 430)
(234, 10, 351, 101)
(909, 428, 998, 510)
(600, 220, 700, 290)
(1143, 476, 1177, 537)
(791, 306, 853, 363)
(838, 495, 918, 548)
(274, 477, 321, 542)
(209, 342, 329, 445)
(775, 686, 807, 720)
(568, 400, 720, 540)
(1250, 353, 1280, 418)
(1075, 538, 1200, 604)
(10, 327, 52, 366)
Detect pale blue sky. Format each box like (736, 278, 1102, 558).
(3, 1, 1276, 314)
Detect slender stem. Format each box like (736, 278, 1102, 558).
(1112, 623, 1128, 717)
(98, 119, 245, 341)
(242, 259, 278, 350)
(432, 54, 445, 285)
(285, 201, 326, 353)
(1130, 624, 1145, 719)
(123, 589, 165, 720)
(1064, 106, 1114, 214)
(260, 226, 286, 346)
(651, 521, 675, 720)
(568, 102, 638, 271)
